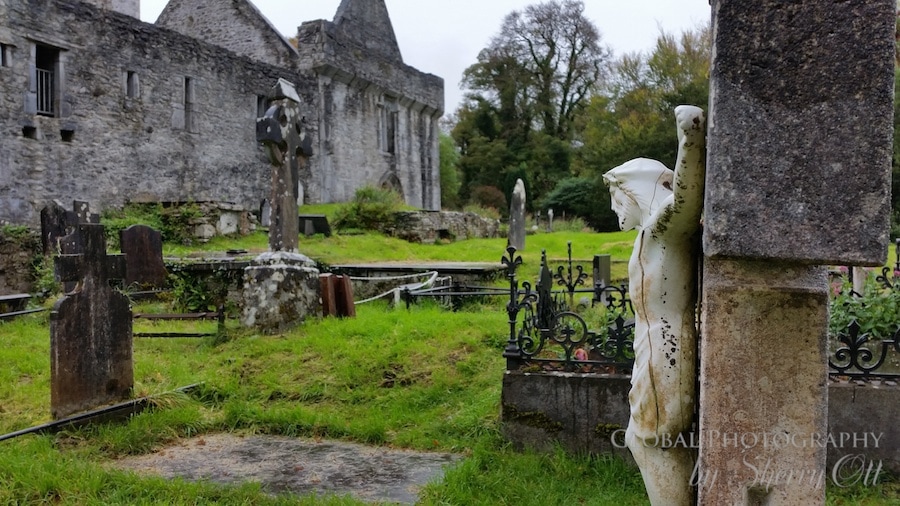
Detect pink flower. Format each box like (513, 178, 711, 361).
(573, 348, 588, 361)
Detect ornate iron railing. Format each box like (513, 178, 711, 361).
(502, 244, 635, 374)
(828, 239, 900, 380)
(829, 320, 900, 379)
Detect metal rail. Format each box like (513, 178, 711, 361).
(0, 384, 202, 442)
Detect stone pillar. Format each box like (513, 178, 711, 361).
(699, 260, 828, 504)
(508, 178, 526, 251)
(699, 1, 894, 504)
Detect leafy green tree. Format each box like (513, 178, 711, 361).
(539, 177, 618, 232)
(454, 0, 609, 207)
(574, 25, 710, 177)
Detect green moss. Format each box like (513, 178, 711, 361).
(594, 422, 624, 439)
(502, 403, 563, 432)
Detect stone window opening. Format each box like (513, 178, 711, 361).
(0, 44, 11, 67)
(378, 98, 398, 155)
(125, 71, 139, 99)
(183, 76, 194, 132)
(35, 45, 60, 116)
(22, 125, 37, 139)
(257, 95, 270, 117)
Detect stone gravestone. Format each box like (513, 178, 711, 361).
(51, 223, 132, 419)
(40, 200, 78, 255)
(41, 200, 101, 256)
(299, 214, 332, 237)
(119, 225, 167, 289)
(242, 78, 320, 332)
(699, 2, 894, 505)
(546, 208, 553, 232)
(72, 200, 100, 225)
(259, 199, 272, 228)
(508, 178, 526, 251)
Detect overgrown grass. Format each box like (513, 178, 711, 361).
(1, 228, 897, 505)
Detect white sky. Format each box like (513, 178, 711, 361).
(140, 1, 711, 114)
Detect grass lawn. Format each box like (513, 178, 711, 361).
(0, 228, 896, 505)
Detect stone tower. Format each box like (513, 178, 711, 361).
(83, 0, 140, 18)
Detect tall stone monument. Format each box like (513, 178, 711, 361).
(242, 79, 320, 332)
(508, 178, 526, 251)
(699, 1, 894, 505)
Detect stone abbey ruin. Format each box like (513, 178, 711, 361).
(0, 0, 444, 225)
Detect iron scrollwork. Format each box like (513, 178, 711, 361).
(504, 243, 635, 374)
(830, 320, 900, 379)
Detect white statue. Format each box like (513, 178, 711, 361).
(603, 105, 705, 506)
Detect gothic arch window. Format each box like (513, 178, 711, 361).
(378, 172, 403, 198)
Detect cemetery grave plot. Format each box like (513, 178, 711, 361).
(113, 433, 459, 505)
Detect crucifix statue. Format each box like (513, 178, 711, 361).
(604, 105, 706, 506)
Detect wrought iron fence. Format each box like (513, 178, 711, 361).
(828, 239, 900, 380)
(501, 244, 635, 374)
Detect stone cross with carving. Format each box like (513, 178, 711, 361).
(50, 223, 132, 419)
(256, 78, 313, 253)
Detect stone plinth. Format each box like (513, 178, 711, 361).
(699, 259, 828, 505)
(703, 0, 894, 266)
(241, 252, 320, 333)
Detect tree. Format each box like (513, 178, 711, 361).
(575, 25, 710, 176)
(454, 0, 609, 207)
(465, 0, 608, 141)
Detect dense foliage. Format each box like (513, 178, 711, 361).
(332, 186, 405, 232)
(448, 0, 710, 231)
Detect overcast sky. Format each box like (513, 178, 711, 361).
(140, 1, 711, 114)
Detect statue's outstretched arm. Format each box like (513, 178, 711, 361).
(655, 105, 706, 235)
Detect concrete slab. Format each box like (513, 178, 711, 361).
(114, 434, 459, 504)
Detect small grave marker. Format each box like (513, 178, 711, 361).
(120, 225, 167, 289)
(508, 179, 526, 251)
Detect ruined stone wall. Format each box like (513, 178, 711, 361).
(0, 0, 315, 225)
(0, 228, 40, 295)
(296, 20, 443, 210)
(155, 0, 298, 69)
(82, 0, 139, 18)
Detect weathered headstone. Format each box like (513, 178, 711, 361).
(259, 199, 272, 228)
(72, 200, 99, 225)
(40, 200, 77, 255)
(699, 1, 894, 505)
(508, 179, 526, 251)
(319, 273, 356, 318)
(592, 255, 610, 287)
(51, 223, 132, 419)
(299, 214, 332, 237)
(120, 225, 167, 289)
(546, 208, 553, 232)
(243, 78, 319, 332)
